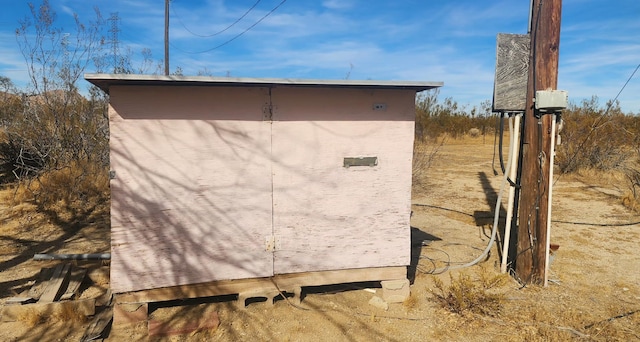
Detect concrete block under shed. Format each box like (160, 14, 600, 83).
(381, 279, 411, 303)
(113, 302, 148, 324)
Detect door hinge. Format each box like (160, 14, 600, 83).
(265, 235, 275, 252)
(263, 103, 277, 121)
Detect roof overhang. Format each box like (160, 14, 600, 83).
(84, 73, 443, 95)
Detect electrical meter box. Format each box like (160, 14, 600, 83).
(535, 90, 568, 111)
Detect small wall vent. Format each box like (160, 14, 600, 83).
(343, 157, 378, 168)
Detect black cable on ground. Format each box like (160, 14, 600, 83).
(412, 203, 640, 227)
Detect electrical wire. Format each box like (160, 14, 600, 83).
(418, 247, 452, 274)
(491, 113, 501, 175)
(552, 219, 640, 227)
(413, 203, 640, 227)
(170, 0, 288, 54)
(171, 0, 262, 38)
(498, 113, 506, 174)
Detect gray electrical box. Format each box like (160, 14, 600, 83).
(535, 90, 568, 111)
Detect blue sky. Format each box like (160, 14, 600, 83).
(0, 0, 638, 113)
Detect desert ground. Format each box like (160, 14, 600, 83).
(1, 136, 639, 341)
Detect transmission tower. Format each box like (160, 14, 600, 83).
(108, 12, 121, 73)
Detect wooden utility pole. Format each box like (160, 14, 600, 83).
(515, 0, 562, 285)
(164, 0, 170, 75)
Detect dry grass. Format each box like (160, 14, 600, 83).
(87, 267, 110, 287)
(51, 302, 87, 324)
(12, 160, 109, 208)
(431, 267, 510, 317)
(565, 166, 627, 188)
(621, 192, 640, 211)
(2, 160, 110, 241)
(412, 138, 445, 192)
(17, 308, 45, 327)
(17, 302, 87, 328)
(402, 293, 418, 311)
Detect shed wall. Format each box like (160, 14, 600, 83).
(108, 85, 415, 293)
(109, 86, 274, 293)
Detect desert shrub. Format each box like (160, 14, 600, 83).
(0, 1, 111, 222)
(622, 150, 640, 211)
(555, 96, 638, 173)
(1, 89, 109, 173)
(431, 267, 509, 317)
(413, 137, 446, 191)
(415, 89, 494, 141)
(0, 130, 47, 183)
(553, 96, 640, 211)
(0, 89, 110, 221)
(13, 159, 109, 216)
(0, 77, 22, 126)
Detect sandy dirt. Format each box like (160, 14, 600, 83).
(1, 137, 639, 341)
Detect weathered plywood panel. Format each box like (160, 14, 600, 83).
(271, 88, 414, 274)
(493, 33, 530, 112)
(109, 86, 274, 293)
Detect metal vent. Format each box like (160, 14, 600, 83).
(343, 157, 378, 168)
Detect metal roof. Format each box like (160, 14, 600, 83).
(84, 73, 443, 94)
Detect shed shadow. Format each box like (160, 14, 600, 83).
(408, 226, 441, 283)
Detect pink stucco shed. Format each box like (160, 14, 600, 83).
(85, 74, 442, 294)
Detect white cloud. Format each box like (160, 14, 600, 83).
(322, 0, 355, 10)
(0, 32, 30, 87)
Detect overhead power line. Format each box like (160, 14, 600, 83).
(170, 0, 288, 54)
(172, 0, 262, 38)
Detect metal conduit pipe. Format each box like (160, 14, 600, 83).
(33, 253, 111, 261)
(501, 113, 523, 273)
(544, 113, 558, 286)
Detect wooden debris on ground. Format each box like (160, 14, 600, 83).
(80, 286, 114, 341)
(39, 263, 72, 303)
(2, 262, 115, 340)
(80, 307, 113, 342)
(1, 263, 94, 322)
(60, 266, 88, 301)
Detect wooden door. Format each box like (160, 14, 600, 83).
(109, 86, 275, 293)
(269, 87, 414, 275)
